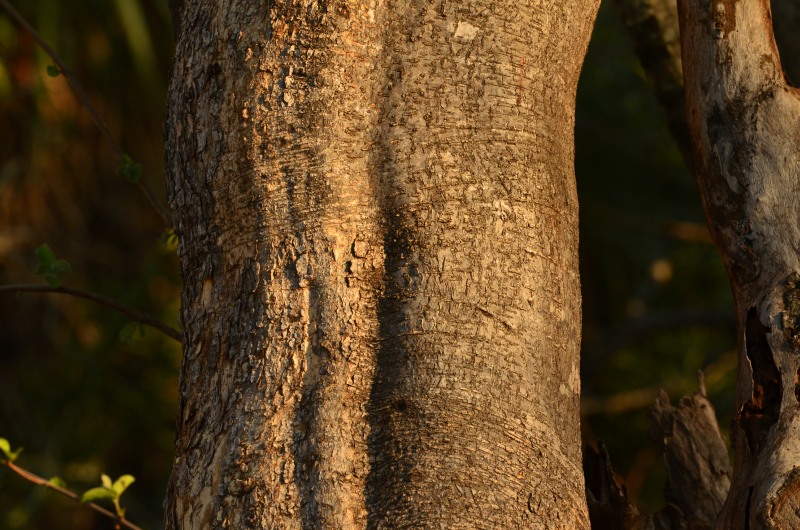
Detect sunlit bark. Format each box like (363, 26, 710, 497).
(164, 1, 599, 527)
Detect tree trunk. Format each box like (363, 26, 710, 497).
(164, 1, 599, 528)
(678, 0, 800, 527)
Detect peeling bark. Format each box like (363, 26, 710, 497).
(164, 1, 599, 528)
(678, 0, 800, 527)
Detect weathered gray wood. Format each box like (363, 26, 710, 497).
(164, 1, 600, 527)
(586, 384, 730, 530)
(678, 0, 800, 527)
(649, 387, 731, 529)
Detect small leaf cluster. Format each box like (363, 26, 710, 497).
(159, 228, 179, 248)
(119, 322, 146, 342)
(82, 474, 136, 519)
(34, 244, 71, 287)
(119, 154, 142, 183)
(2, 437, 137, 525)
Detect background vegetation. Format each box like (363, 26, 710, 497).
(0, 2, 735, 527)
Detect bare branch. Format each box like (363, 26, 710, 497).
(0, 284, 181, 342)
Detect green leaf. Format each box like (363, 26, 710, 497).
(101, 474, 113, 489)
(119, 322, 142, 342)
(52, 260, 72, 274)
(49, 476, 67, 488)
(0, 438, 22, 462)
(35, 244, 56, 267)
(81, 487, 116, 503)
(42, 273, 62, 288)
(118, 154, 142, 183)
(46, 64, 60, 77)
(33, 245, 71, 287)
(112, 474, 135, 494)
(159, 228, 179, 247)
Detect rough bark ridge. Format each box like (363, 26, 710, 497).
(164, 1, 599, 528)
(678, 0, 800, 527)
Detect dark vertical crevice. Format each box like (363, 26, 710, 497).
(737, 306, 781, 453)
(364, 96, 415, 530)
(795, 367, 800, 403)
(364, 203, 417, 526)
(364, 6, 423, 524)
(744, 486, 753, 530)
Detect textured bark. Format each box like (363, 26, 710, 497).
(648, 388, 731, 528)
(164, 1, 599, 528)
(678, 0, 800, 527)
(585, 384, 730, 530)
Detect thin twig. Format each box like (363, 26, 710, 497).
(0, 0, 171, 226)
(0, 284, 182, 342)
(5, 461, 143, 530)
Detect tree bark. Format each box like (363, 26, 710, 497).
(678, 0, 800, 527)
(164, 1, 599, 528)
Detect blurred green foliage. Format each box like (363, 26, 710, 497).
(0, 0, 177, 528)
(0, 0, 737, 526)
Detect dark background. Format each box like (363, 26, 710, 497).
(0, 2, 735, 527)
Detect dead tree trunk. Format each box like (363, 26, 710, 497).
(611, 0, 800, 164)
(678, 0, 800, 527)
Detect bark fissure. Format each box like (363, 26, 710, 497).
(739, 307, 781, 454)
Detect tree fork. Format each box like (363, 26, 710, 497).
(678, 0, 800, 527)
